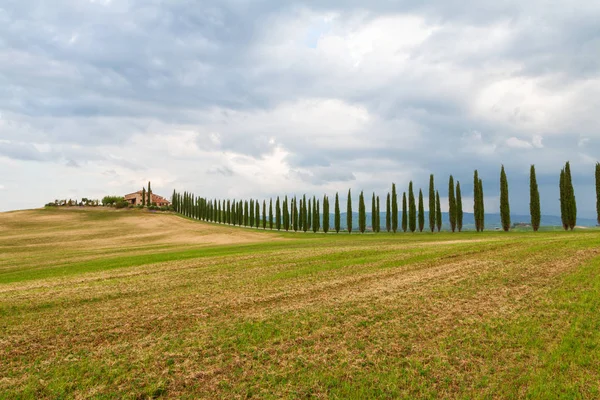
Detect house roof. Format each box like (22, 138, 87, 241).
(124, 191, 171, 204)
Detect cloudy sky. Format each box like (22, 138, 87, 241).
(1, 0, 599, 216)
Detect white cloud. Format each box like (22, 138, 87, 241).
(506, 137, 533, 149)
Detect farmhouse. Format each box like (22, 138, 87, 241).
(124, 191, 171, 207)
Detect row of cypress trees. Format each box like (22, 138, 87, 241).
(172, 163, 599, 233)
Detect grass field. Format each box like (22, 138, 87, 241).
(1, 207, 600, 399)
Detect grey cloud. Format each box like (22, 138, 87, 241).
(207, 166, 234, 176)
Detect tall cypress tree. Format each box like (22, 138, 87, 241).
(402, 192, 408, 232)
(347, 189, 353, 233)
(596, 163, 600, 225)
(436, 190, 442, 232)
(456, 182, 463, 232)
(250, 199, 255, 228)
(256, 201, 260, 229)
(529, 165, 540, 232)
(275, 197, 281, 230)
(371, 193, 376, 232)
(147, 182, 152, 206)
(231, 200, 236, 226)
(560, 168, 567, 230)
(376, 196, 381, 233)
(302, 195, 308, 232)
(283, 196, 289, 231)
(418, 189, 425, 232)
(448, 176, 456, 232)
(308, 198, 313, 231)
(293, 197, 299, 232)
(316, 199, 321, 231)
(478, 178, 485, 231)
(314, 199, 320, 233)
(335, 192, 341, 233)
(500, 165, 511, 231)
(391, 184, 398, 233)
(359, 191, 366, 233)
(269, 199, 273, 229)
(323, 195, 330, 233)
(386, 193, 391, 232)
(474, 170, 481, 232)
(298, 198, 303, 232)
(262, 200, 266, 229)
(428, 174, 435, 232)
(142, 187, 146, 207)
(564, 161, 576, 230)
(244, 200, 249, 226)
(408, 183, 416, 233)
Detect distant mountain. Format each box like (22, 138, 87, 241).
(325, 212, 598, 231)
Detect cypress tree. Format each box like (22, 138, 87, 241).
(323, 195, 330, 233)
(386, 193, 391, 232)
(262, 200, 267, 229)
(371, 193, 376, 232)
(436, 190, 442, 232)
(473, 170, 481, 232)
(269, 199, 273, 229)
(302, 195, 308, 232)
(418, 189, 424, 232)
(456, 182, 463, 232)
(478, 178, 485, 231)
(391, 184, 398, 233)
(560, 168, 567, 230)
(317, 199, 321, 231)
(596, 163, 600, 225)
(563, 161, 576, 230)
(298, 199, 303, 231)
(298, 197, 302, 231)
(231, 200, 236, 226)
(408, 183, 416, 232)
(147, 182, 152, 206)
(500, 165, 511, 231)
(256, 201, 260, 229)
(359, 191, 366, 233)
(347, 189, 353, 233)
(429, 174, 435, 232)
(250, 199, 255, 227)
(314, 199, 320, 233)
(402, 192, 407, 232)
(142, 187, 146, 207)
(308, 198, 312, 231)
(227, 199, 231, 224)
(244, 200, 249, 226)
(448, 176, 456, 232)
(293, 197, 298, 232)
(283, 196, 289, 231)
(376, 196, 381, 233)
(530, 165, 540, 232)
(335, 192, 341, 233)
(276, 197, 281, 230)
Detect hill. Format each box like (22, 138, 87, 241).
(1, 208, 600, 398)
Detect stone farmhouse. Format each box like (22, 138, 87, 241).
(124, 191, 171, 207)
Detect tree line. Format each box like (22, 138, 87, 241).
(171, 163, 600, 233)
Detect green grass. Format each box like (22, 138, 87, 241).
(1, 208, 600, 398)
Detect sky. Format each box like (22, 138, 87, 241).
(1, 0, 599, 216)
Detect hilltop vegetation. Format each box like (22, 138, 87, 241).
(1, 208, 600, 398)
